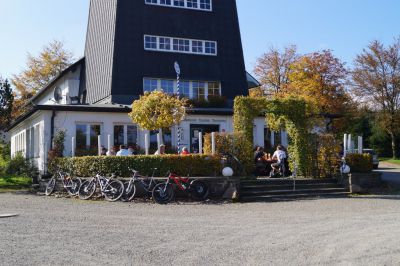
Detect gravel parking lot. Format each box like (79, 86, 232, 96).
(1, 193, 400, 266)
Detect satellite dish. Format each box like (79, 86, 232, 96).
(53, 87, 62, 103)
(174, 61, 181, 75)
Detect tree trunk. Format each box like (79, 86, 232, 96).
(390, 132, 397, 159)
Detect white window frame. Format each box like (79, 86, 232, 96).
(144, 35, 217, 56)
(113, 124, 139, 146)
(143, 78, 221, 100)
(75, 123, 103, 148)
(145, 0, 213, 12)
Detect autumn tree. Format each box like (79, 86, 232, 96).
(254, 45, 298, 96)
(0, 79, 14, 130)
(12, 40, 73, 118)
(129, 90, 187, 131)
(352, 39, 400, 159)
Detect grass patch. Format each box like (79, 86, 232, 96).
(380, 158, 400, 165)
(0, 175, 32, 191)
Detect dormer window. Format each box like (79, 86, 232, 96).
(145, 0, 212, 11)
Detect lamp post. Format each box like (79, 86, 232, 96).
(174, 61, 182, 153)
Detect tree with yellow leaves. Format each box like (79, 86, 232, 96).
(12, 40, 73, 118)
(129, 90, 188, 131)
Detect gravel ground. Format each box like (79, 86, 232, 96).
(1, 193, 400, 266)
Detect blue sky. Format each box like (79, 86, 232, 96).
(0, 0, 399, 78)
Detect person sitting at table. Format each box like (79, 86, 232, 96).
(270, 145, 287, 175)
(116, 145, 130, 156)
(180, 147, 190, 155)
(154, 144, 166, 155)
(254, 146, 265, 164)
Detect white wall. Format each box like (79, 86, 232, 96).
(35, 66, 81, 105)
(9, 111, 52, 173)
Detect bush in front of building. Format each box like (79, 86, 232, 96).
(346, 153, 373, 173)
(203, 132, 253, 175)
(5, 152, 38, 178)
(49, 155, 222, 177)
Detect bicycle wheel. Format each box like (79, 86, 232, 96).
(121, 181, 136, 202)
(78, 180, 97, 200)
(64, 178, 82, 196)
(103, 180, 124, 202)
(45, 177, 56, 196)
(152, 183, 174, 204)
(189, 180, 209, 200)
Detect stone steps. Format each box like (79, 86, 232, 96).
(240, 178, 349, 202)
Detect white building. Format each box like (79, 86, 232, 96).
(8, 0, 288, 176)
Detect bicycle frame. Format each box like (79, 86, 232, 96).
(127, 168, 157, 194)
(166, 172, 190, 192)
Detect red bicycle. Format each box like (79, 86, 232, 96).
(152, 172, 209, 204)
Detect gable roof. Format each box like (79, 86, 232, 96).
(28, 58, 85, 105)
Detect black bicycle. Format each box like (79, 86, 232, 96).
(121, 168, 158, 202)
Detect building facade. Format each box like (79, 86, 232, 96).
(8, 0, 287, 175)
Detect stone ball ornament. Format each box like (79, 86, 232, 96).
(222, 167, 234, 177)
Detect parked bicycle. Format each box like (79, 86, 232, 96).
(78, 173, 124, 202)
(45, 171, 82, 196)
(121, 168, 158, 202)
(152, 172, 209, 204)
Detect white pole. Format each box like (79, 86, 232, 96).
(98, 135, 102, 156)
(72, 137, 75, 157)
(347, 134, 352, 153)
(358, 136, 363, 154)
(157, 132, 162, 154)
(199, 132, 203, 155)
(343, 134, 347, 157)
(144, 133, 149, 155)
(211, 132, 216, 155)
(107, 134, 111, 154)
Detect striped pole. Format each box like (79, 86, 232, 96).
(175, 61, 182, 153)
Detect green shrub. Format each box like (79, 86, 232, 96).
(346, 153, 373, 173)
(203, 132, 253, 175)
(49, 155, 222, 177)
(0, 143, 11, 161)
(5, 153, 38, 178)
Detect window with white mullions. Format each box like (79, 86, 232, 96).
(199, 0, 211, 10)
(192, 40, 203, 53)
(144, 36, 157, 49)
(143, 78, 158, 92)
(144, 35, 217, 56)
(159, 37, 171, 50)
(160, 80, 175, 95)
(205, 41, 216, 54)
(173, 0, 185, 7)
(145, 0, 212, 11)
(187, 0, 198, 8)
(173, 39, 190, 52)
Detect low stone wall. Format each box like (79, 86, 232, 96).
(38, 176, 241, 200)
(341, 172, 382, 194)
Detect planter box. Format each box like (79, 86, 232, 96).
(348, 172, 382, 193)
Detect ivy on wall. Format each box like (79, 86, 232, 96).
(233, 96, 314, 177)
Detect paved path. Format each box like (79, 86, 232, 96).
(376, 162, 400, 187)
(1, 193, 400, 265)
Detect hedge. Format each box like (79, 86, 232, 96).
(346, 153, 373, 173)
(49, 155, 222, 177)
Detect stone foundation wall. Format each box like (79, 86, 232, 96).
(347, 172, 382, 193)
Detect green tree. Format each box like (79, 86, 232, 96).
(352, 38, 400, 159)
(12, 40, 73, 118)
(129, 90, 187, 130)
(0, 79, 14, 130)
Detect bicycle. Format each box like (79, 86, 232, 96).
(152, 172, 209, 204)
(121, 168, 158, 202)
(45, 171, 82, 196)
(78, 173, 124, 202)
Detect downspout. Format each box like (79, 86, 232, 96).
(50, 110, 56, 150)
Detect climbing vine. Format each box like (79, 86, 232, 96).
(233, 96, 314, 177)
